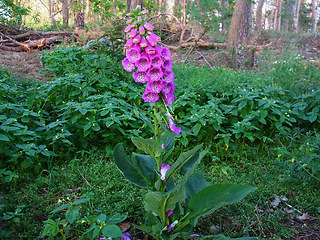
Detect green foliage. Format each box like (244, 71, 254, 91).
(0, 0, 30, 25)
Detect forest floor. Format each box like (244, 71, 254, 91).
(1, 32, 319, 82)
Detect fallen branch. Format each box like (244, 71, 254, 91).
(77, 168, 96, 189)
(14, 30, 75, 40)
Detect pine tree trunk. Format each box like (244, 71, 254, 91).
(62, 0, 69, 26)
(274, 0, 282, 30)
(256, 0, 265, 36)
(228, 0, 251, 46)
(312, 0, 319, 32)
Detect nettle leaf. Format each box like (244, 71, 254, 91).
(66, 208, 80, 224)
(187, 183, 256, 226)
(113, 143, 157, 188)
(101, 224, 123, 238)
(192, 123, 202, 136)
(0, 133, 10, 141)
(131, 137, 162, 158)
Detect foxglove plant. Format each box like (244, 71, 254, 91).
(114, 7, 256, 240)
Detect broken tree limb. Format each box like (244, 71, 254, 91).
(13, 30, 74, 40)
(0, 32, 30, 51)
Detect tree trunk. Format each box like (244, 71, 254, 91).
(255, 0, 265, 36)
(62, 0, 69, 26)
(293, 0, 301, 32)
(113, 0, 117, 18)
(283, 0, 294, 32)
(274, 0, 282, 30)
(166, 0, 175, 21)
(127, 0, 143, 12)
(312, 0, 319, 32)
(228, 0, 251, 46)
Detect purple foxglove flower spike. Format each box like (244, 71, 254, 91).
(162, 82, 176, 95)
(146, 80, 164, 93)
(128, 28, 137, 38)
(168, 220, 178, 232)
(124, 38, 134, 50)
(121, 232, 132, 240)
(133, 34, 141, 44)
(137, 16, 142, 22)
(161, 47, 171, 60)
(148, 67, 163, 82)
(139, 26, 146, 35)
(126, 45, 141, 63)
(160, 163, 171, 181)
(142, 92, 159, 103)
(122, 57, 135, 72)
(144, 22, 154, 31)
(165, 112, 181, 135)
(166, 210, 173, 216)
(145, 45, 155, 54)
(146, 35, 157, 47)
(140, 38, 148, 48)
(133, 71, 149, 83)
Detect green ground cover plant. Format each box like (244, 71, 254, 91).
(1, 31, 320, 239)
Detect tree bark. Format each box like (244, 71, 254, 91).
(293, 0, 301, 32)
(166, 0, 175, 21)
(127, 0, 143, 12)
(62, 0, 69, 26)
(274, 0, 282, 30)
(113, 0, 117, 18)
(255, 0, 265, 36)
(312, 0, 319, 32)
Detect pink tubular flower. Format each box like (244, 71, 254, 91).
(121, 232, 132, 240)
(160, 163, 171, 181)
(135, 53, 150, 72)
(141, 9, 149, 15)
(142, 92, 159, 103)
(151, 55, 163, 68)
(146, 80, 164, 93)
(145, 45, 156, 54)
(122, 57, 135, 72)
(140, 38, 148, 48)
(124, 24, 133, 33)
(126, 45, 141, 63)
(168, 220, 178, 232)
(139, 26, 146, 35)
(162, 71, 175, 83)
(133, 71, 149, 83)
(133, 34, 141, 44)
(165, 112, 181, 135)
(124, 38, 134, 50)
(163, 92, 175, 107)
(128, 28, 137, 38)
(148, 32, 161, 43)
(146, 35, 157, 47)
(166, 210, 173, 216)
(144, 22, 154, 31)
(148, 67, 163, 82)
(161, 46, 171, 60)
(162, 59, 173, 71)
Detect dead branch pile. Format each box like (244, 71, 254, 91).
(0, 24, 76, 52)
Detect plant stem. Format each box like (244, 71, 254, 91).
(153, 102, 161, 143)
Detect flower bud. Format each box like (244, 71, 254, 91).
(137, 17, 142, 22)
(144, 22, 154, 31)
(126, 19, 133, 25)
(133, 34, 141, 44)
(141, 9, 149, 15)
(140, 38, 148, 48)
(148, 32, 161, 43)
(139, 26, 146, 35)
(146, 35, 157, 47)
(124, 24, 132, 33)
(128, 28, 137, 38)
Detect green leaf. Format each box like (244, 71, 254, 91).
(131, 137, 162, 158)
(101, 224, 123, 238)
(161, 132, 175, 151)
(185, 172, 210, 202)
(192, 123, 202, 136)
(66, 208, 80, 224)
(167, 144, 203, 182)
(113, 143, 157, 188)
(238, 101, 247, 110)
(97, 213, 107, 223)
(73, 198, 90, 205)
(187, 183, 256, 226)
(0, 134, 9, 141)
(105, 213, 127, 224)
(144, 187, 186, 221)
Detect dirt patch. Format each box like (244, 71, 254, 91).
(0, 49, 47, 81)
